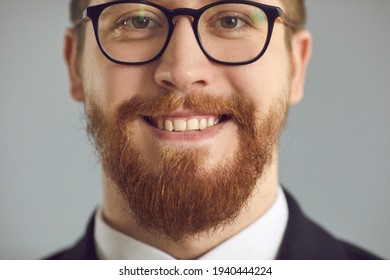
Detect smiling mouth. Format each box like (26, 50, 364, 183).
(143, 114, 231, 132)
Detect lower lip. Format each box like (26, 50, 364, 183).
(145, 119, 228, 141)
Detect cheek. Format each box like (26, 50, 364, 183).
(81, 38, 157, 115)
(224, 64, 287, 110)
(224, 42, 291, 113)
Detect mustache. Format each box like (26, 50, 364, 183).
(115, 92, 257, 127)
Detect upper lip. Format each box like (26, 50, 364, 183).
(143, 111, 223, 118)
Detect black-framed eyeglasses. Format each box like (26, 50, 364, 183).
(76, 0, 295, 66)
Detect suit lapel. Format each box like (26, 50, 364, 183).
(276, 189, 348, 259)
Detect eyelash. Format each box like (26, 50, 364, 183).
(116, 11, 161, 31)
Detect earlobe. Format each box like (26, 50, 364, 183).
(64, 28, 85, 102)
(289, 29, 312, 105)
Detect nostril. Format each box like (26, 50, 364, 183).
(161, 80, 174, 88)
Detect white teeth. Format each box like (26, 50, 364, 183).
(207, 117, 215, 128)
(164, 120, 174, 132)
(187, 119, 199, 130)
(199, 118, 207, 130)
(150, 116, 223, 132)
(173, 120, 187, 132)
(157, 119, 164, 130)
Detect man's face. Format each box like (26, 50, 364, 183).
(69, 0, 307, 240)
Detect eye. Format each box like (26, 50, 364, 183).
(219, 16, 246, 29)
(121, 16, 159, 29)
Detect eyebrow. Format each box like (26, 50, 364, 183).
(100, 0, 218, 5)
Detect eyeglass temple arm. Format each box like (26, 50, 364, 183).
(72, 9, 89, 28)
(277, 8, 297, 31)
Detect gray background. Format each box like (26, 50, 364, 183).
(0, 0, 389, 259)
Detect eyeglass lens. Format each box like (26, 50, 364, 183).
(97, 3, 269, 64)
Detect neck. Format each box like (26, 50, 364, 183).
(101, 158, 279, 260)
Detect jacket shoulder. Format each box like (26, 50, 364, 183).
(339, 241, 381, 260)
(45, 249, 75, 260)
(44, 212, 98, 260)
(277, 189, 382, 260)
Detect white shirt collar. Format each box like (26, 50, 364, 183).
(94, 186, 288, 260)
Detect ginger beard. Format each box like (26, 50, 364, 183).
(86, 91, 289, 241)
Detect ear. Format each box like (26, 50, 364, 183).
(288, 29, 312, 105)
(64, 28, 85, 102)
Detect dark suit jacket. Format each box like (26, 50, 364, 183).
(46, 190, 381, 260)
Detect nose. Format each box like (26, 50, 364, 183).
(154, 17, 214, 93)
